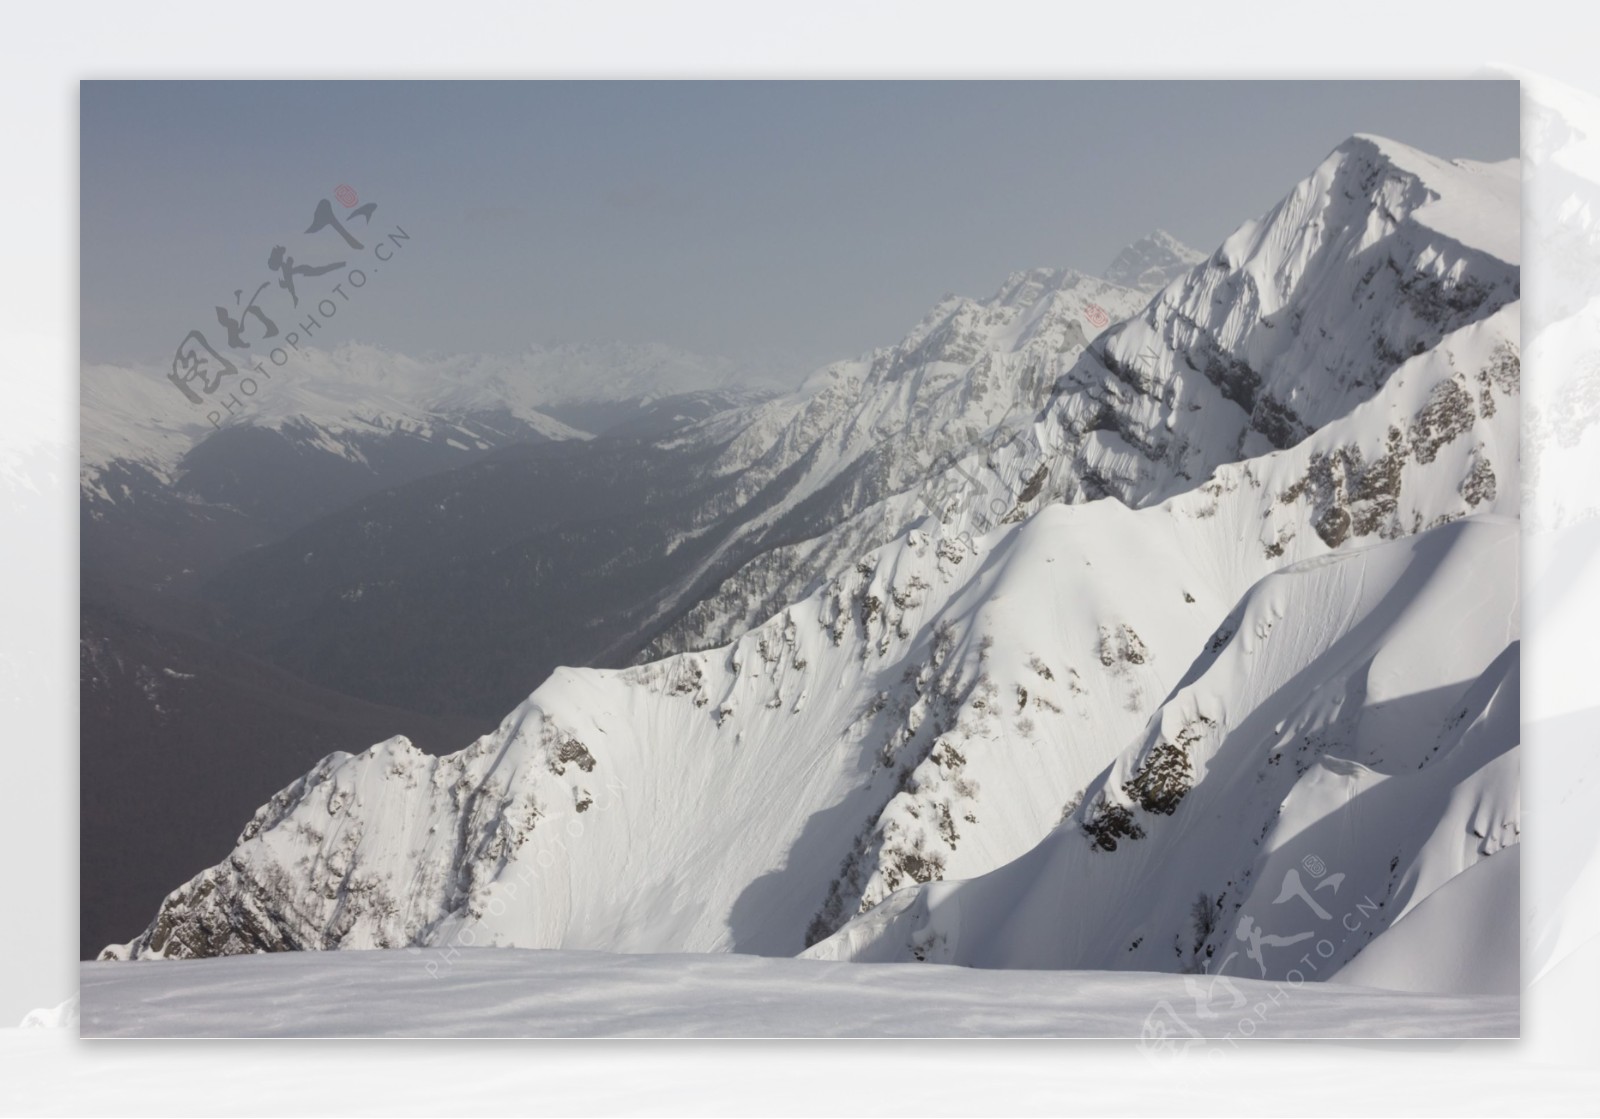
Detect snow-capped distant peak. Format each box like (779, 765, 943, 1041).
(1103, 230, 1206, 292)
(79, 339, 784, 495)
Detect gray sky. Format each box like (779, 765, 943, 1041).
(81, 80, 1519, 381)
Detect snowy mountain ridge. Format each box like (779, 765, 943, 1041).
(627, 265, 1153, 660)
(100, 136, 1521, 998)
(1104, 229, 1208, 292)
(637, 136, 1518, 662)
(80, 340, 782, 498)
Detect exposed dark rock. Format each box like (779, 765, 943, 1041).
(1083, 796, 1144, 852)
(1123, 738, 1194, 817)
(1412, 378, 1476, 465)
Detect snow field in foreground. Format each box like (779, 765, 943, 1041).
(77, 948, 1514, 1038)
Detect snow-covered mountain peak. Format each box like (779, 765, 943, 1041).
(1019, 131, 1524, 516)
(643, 134, 1520, 663)
(1103, 230, 1206, 292)
(881, 268, 1143, 371)
(991, 266, 1096, 306)
(1281, 133, 1520, 267)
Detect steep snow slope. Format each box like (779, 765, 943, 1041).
(102, 305, 1518, 964)
(1330, 844, 1519, 996)
(789, 132, 1524, 975)
(100, 136, 1520, 975)
(805, 518, 1518, 992)
(101, 496, 1223, 960)
(1026, 135, 1518, 510)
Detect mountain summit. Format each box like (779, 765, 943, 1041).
(1102, 229, 1206, 292)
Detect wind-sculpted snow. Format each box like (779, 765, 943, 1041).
(806, 519, 1519, 994)
(103, 136, 1521, 991)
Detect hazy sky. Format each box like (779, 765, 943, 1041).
(81, 80, 1519, 380)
